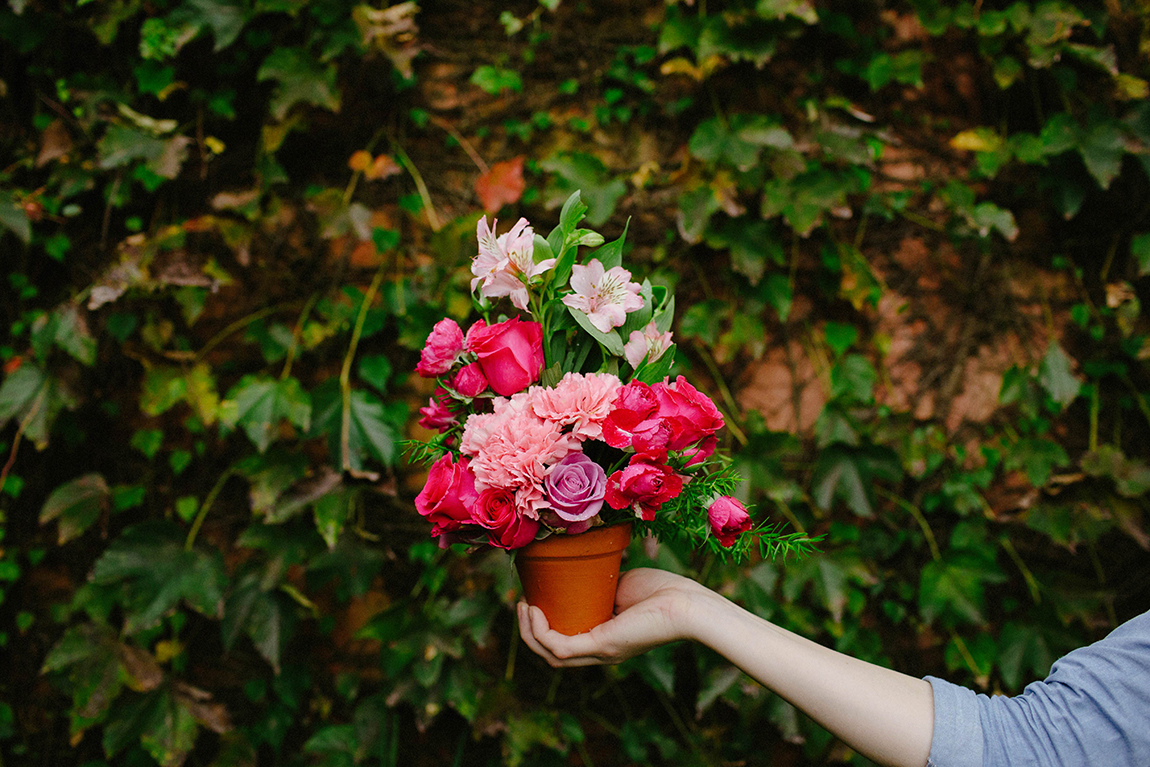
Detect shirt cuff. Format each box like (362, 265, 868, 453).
(924, 675, 983, 767)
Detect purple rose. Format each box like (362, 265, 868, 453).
(545, 453, 607, 523)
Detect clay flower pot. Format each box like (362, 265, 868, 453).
(515, 523, 632, 635)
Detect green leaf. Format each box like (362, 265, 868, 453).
(310, 382, 401, 472)
(704, 217, 784, 285)
(997, 621, 1058, 691)
(469, 65, 523, 95)
(257, 47, 341, 121)
(566, 305, 626, 357)
(811, 444, 901, 517)
(585, 218, 629, 272)
(540, 152, 626, 226)
(829, 354, 876, 403)
(1078, 120, 1126, 190)
(689, 115, 793, 170)
(918, 551, 1005, 626)
(823, 321, 857, 356)
(98, 124, 191, 179)
(92, 521, 227, 633)
(220, 374, 311, 453)
(1005, 437, 1069, 487)
(0, 362, 75, 448)
(0, 190, 32, 244)
(178, 0, 247, 50)
(1037, 341, 1081, 408)
(222, 568, 296, 673)
(39, 473, 110, 544)
(1131, 233, 1150, 277)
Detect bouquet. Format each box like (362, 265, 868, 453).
(409, 192, 801, 562)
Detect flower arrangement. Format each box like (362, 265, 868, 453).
(409, 192, 807, 561)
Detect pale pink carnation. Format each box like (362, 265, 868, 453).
(529, 372, 621, 441)
(462, 406, 579, 518)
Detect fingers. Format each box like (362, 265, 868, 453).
(516, 603, 612, 668)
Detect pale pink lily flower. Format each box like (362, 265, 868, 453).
(562, 260, 644, 333)
(624, 321, 674, 369)
(472, 216, 556, 311)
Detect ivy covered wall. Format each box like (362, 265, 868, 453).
(1, 1, 1149, 765)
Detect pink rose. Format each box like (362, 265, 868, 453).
(465, 316, 544, 396)
(545, 453, 607, 522)
(602, 380, 671, 452)
(653, 376, 724, 452)
(415, 454, 478, 535)
(472, 487, 540, 549)
(707, 496, 751, 547)
(451, 362, 488, 397)
(418, 388, 456, 432)
(604, 451, 684, 521)
(416, 318, 465, 377)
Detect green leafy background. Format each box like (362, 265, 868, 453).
(2, 0, 1149, 765)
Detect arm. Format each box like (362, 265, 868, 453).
(518, 568, 934, 767)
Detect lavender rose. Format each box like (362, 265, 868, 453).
(545, 453, 607, 522)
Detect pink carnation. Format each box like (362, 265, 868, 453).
(461, 404, 579, 518)
(529, 372, 621, 441)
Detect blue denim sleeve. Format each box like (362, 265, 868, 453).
(925, 610, 1150, 767)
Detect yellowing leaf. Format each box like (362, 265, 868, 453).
(950, 128, 1004, 153)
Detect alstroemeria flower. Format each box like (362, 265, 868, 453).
(624, 320, 674, 369)
(562, 260, 644, 333)
(472, 217, 556, 311)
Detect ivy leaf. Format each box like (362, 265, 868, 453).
(782, 550, 873, 623)
(689, 115, 793, 170)
(98, 124, 191, 179)
(704, 217, 784, 285)
(222, 568, 296, 673)
(177, 0, 246, 51)
(39, 473, 110, 544)
(1131, 232, 1150, 276)
(1005, 437, 1069, 487)
(997, 621, 1058, 691)
(91, 521, 227, 633)
(42, 622, 124, 731)
(811, 444, 902, 517)
(918, 551, 1006, 625)
(0, 190, 31, 244)
(310, 381, 403, 472)
(0, 362, 76, 449)
(540, 152, 626, 226)
(1078, 120, 1126, 190)
(220, 374, 312, 453)
(257, 47, 341, 121)
(1037, 341, 1081, 408)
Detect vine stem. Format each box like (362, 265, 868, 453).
(427, 114, 490, 175)
(875, 486, 940, 562)
(185, 467, 235, 551)
(196, 304, 288, 363)
(341, 263, 388, 473)
(691, 341, 747, 446)
(281, 293, 319, 381)
(391, 142, 441, 232)
(1000, 537, 1041, 604)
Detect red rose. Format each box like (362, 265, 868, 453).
(415, 454, 478, 535)
(416, 318, 464, 377)
(465, 316, 544, 396)
(604, 451, 684, 521)
(472, 487, 540, 549)
(602, 380, 671, 452)
(451, 362, 488, 397)
(653, 376, 724, 452)
(707, 496, 751, 547)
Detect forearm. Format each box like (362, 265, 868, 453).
(682, 589, 934, 767)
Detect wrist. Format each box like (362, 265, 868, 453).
(672, 581, 733, 645)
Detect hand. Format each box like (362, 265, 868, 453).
(516, 567, 707, 667)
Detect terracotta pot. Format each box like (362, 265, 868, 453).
(515, 523, 632, 636)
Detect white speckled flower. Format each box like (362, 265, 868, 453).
(562, 260, 644, 333)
